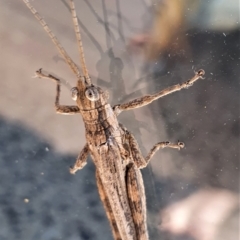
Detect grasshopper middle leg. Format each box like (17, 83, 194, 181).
(70, 143, 89, 174)
(125, 130, 184, 169)
(123, 129, 183, 240)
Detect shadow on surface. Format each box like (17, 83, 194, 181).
(0, 116, 113, 240)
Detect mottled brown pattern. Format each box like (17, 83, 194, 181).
(126, 163, 147, 240)
(23, 0, 204, 239)
(96, 171, 122, 240)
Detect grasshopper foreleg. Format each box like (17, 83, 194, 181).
(35, 68, 80, 114)
(113, 70, 205, 115)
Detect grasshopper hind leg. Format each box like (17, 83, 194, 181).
(96, 171, 122, 240)
(126, 164, 149, 240)
(124, 128, 184, 240)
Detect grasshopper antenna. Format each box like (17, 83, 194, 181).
(23, 0, 81, 78)
(69, 0, 91, 85)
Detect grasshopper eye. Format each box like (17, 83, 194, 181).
(85, 87, 99, 101)
(71, 87, 79, 101)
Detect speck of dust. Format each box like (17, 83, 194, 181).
(24, 198, 29, 203)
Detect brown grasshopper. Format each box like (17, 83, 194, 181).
(23, 0, 205, 239)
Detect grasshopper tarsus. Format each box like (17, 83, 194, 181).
(183, 69, 205, 89)
(196, 69, 205, 78)
(35, 68, 60, 83)
(178, 141, 185, 149)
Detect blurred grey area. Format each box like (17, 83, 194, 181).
(0, 0, 239, 240)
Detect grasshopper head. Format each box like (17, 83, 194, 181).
(71, 76, 109, 110)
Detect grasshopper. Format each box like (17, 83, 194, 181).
(23, 0, 205, 239)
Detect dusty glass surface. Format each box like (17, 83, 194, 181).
(0, 0, 239, 240)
